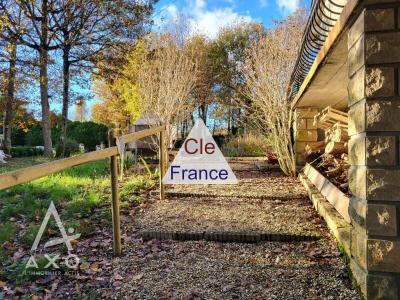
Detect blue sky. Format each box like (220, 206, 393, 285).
(154, 0, 311, 38)
(56, 0, 311, 120)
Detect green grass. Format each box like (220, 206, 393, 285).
(0, 160, 110, 222)
(0, 156, 54, 174)
(0, 223, 16, 244)
(0, 156, 156, 286)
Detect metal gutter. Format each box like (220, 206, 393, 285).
(289, 0, 348, 99)
(290, 0, 359, 109)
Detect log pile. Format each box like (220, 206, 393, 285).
(309, 153, 350, 194)
(313, 107, 348, 130)
(305, 106, 350, 193)
(310, 106, 349, 157)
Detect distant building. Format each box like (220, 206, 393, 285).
(75, 97, 86, 122)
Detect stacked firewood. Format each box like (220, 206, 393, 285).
(305, 106, 350, 193)
(305, 106, 349, 157)
(310, 153, 350, 193)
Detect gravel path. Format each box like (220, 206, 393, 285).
(135, 196, 322, 235)
(167, 170, 308, 200)
(111, 162, 359, 299)
(46, 161, 358, 299)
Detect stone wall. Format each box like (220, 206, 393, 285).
(294, 107, 320, 166)
(347, 1, 400, 298)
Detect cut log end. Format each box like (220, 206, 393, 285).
(325, 141, 346, 155)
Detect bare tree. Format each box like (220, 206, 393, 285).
(241, 10, 307, 176)
(186, 34, 213, 125)
(137, 33, 199, 150)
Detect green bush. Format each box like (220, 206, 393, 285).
(55, 138, 80, 157)
(25, 121, 107, 151)
(11, 127, 28, 146)
(67, 121, 108, 151)
(25, 124, 43, 147)
(10, 146, 44, 157)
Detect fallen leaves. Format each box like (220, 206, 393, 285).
(132, 273, 143, 281)
(0, 162, 358, 299)
(114, 273, 124, 281)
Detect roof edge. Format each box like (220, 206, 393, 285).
(291, 0, 360, 110)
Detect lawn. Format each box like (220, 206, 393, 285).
(0, 156, 157, 292)
(0, 157, 54, 174)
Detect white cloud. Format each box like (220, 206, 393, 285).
(259, 0, 268, 8)
(195, 0, 206, 8)
(276, 0, 300, 14)
(161, 0, 253, 39)
(165, 4, 178, 19)
(190, 7, 253, 38)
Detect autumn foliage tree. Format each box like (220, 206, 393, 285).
(0, 0, 156, 156)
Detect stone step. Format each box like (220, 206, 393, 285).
(165, 191, 305, 201)
(140, 230, 320, 243)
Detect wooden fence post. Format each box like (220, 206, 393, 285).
(159, 130, 165, 200)
(108, 129, 122, 256)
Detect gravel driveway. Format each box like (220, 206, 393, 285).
(110, 164, 359, 299)
(45, 161, 359, 299)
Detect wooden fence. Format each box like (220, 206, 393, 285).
(0, 125, 167, 256)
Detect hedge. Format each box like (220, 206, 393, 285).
(10, 146, 44, 157)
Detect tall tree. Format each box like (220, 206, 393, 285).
(0, 5, 31, 154)
(1, 36, 17, 154)
(186, 34, 214, 125)
(210, 22, 260, 134)
(241, 10, 307, 176)
(51, 0, 156, 156)
(0, 0, 63, 156)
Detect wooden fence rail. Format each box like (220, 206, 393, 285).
(0, 125, 166, 256)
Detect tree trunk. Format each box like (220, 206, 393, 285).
(227, 105, 231, 135)
(3, 38, 17, 155)
(40, 0, 53, 157)
(59, 45, 70, 158)
(199, 104, 207, 124)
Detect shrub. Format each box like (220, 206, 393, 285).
(25, 124, 44, 147)
(25, 122, 107, 151)
(55, 138, 79, 157)
(222, 133, 269, 157)
(120, 175, 155, 202)
(10, 146, 44, 157)
(26, 124, 61, 147)
(67, 121, 108, 151)
(11, 127, 28, 146)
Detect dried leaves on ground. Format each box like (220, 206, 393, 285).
(1, 160, 358, 299)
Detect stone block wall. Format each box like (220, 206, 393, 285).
(294, 107, 320, 166)
(347, 1, 400, 298)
